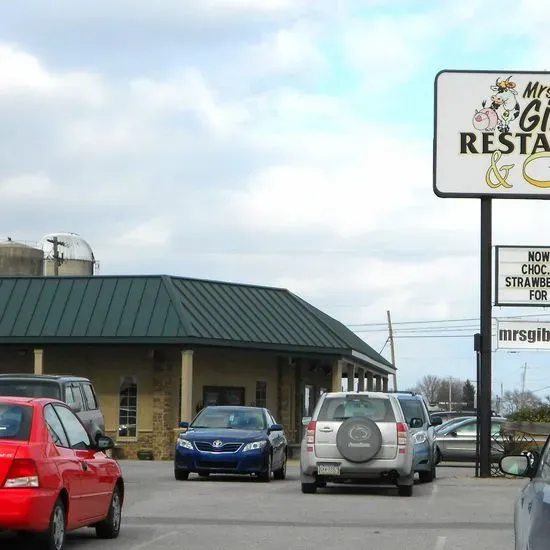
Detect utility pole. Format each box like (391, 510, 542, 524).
(520, 363, 527, 409)
(46, 236, 66, 276)
(386, 310, 398, 391)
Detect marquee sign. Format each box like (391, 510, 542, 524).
(434, 70, 550, 198)
(496, 245, 550, 306)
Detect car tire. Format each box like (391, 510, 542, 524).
(336, 418, 382, 463)
(95, 486, 122, 539)
(273, 453, 287, 480)
(419, 463, 436, 483)
(397, 484, 413, 497)
(301, 482, 317, 494)
(175, 468, 189, 481)
(41, 497, 66, 550)
(259, 453, 272, 482)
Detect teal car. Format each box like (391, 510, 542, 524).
(395, 393, 442, 482)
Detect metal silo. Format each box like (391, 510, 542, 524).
(0, 240, 45, 276)
(40, 232, 96, 276)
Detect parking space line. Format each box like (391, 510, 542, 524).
(434, 536, 447, 550)
(429, 483, 439, 503)
(130, 530, 179, 549)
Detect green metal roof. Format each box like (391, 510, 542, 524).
(0, 275, 394, 372)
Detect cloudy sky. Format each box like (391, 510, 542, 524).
(1, 0, 550, 396)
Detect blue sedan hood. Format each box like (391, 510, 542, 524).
(182, 428, 265, 442)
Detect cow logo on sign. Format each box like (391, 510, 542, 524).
(472, 76, 520, 133)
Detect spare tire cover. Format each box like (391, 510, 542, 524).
(336, 417, 383, 463)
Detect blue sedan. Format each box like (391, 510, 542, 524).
(174, 406, 288, 482)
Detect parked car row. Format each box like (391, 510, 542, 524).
(174, 391, 444, 498)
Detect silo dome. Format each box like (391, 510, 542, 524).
(40, 232, 96, 276)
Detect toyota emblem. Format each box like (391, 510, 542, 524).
(212, 440, 223, 448)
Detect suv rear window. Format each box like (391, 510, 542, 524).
(0, 402, 33, 441)
(0, 380, 61, 400)
(317, 396, 396, 422)
(398, 398, 427, 424)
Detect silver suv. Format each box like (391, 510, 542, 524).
(300, 391, 416, 496)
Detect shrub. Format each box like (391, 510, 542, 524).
(508, 404, 550, 423)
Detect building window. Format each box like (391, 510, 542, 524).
(119, 376, 138, 438)
(255, 381, 267, 408)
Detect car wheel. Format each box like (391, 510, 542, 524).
(95, 485, 122, 539)
(175, 468, 189, 481)
(301, 482, 317, 494)
(273, 453, 287, 480)
(259, 453, 272, 482)
(41, 497, 66, 550)
(419, 463, 436, 483)
(397, 484, 413, 497)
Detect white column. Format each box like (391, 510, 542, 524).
(332, 360, 343, 392)
(180, 350, 194, 423)
(347, 364, 355, 392)
(34, 349, 44, 375)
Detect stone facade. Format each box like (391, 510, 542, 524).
(151, 353, 177, 460)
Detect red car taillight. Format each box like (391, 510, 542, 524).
(306, 420, 316, 452)
(397, 422, 408, 454)
(3, 459, 40, 488)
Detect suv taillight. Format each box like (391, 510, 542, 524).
(306, 421, 316, 452)
(3, 459, 40, 488)
(397, 422, 408, 453)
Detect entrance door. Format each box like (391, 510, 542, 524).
(203, 386, 245, 406)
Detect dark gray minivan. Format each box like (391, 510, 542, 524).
(0, 374, 105, 439)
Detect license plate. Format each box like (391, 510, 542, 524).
(318, 463, 340, 476)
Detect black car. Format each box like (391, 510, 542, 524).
(0, 374, 105, 439)
(500, 440, 550, 550)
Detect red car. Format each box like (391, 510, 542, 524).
(0, 396, 124, 549)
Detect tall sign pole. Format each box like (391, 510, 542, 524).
(434, 69, 550, 478)
(479, 198, 492, 477)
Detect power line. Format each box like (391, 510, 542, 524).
(346, 312, 550, 328)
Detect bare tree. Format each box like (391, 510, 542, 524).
(415, 375, 442, 404)
(502, 389, 542, 416)
(437, 379, 466, 409)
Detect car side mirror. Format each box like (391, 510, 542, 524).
(430, 416, 443, 426)
(450, 431, 458, 437)
(95, 434, 115, 451)
(409, 417, 423, 429)
(179, 421, 189, 429)
(69, 403, 82, 414)
(499, 454, 532, 477)
(269, 423, 283, 432)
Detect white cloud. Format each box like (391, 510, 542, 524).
(0, 173, 54, 200)
(117, 218, 172, 248)
(2, 3, 550, 392)
(0, 44, 104, 104)
(244, 22, 326, 79)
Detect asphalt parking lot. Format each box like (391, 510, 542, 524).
(2, 461, 523, 550)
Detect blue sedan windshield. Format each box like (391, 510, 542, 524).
(192, 409, 267, 430)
